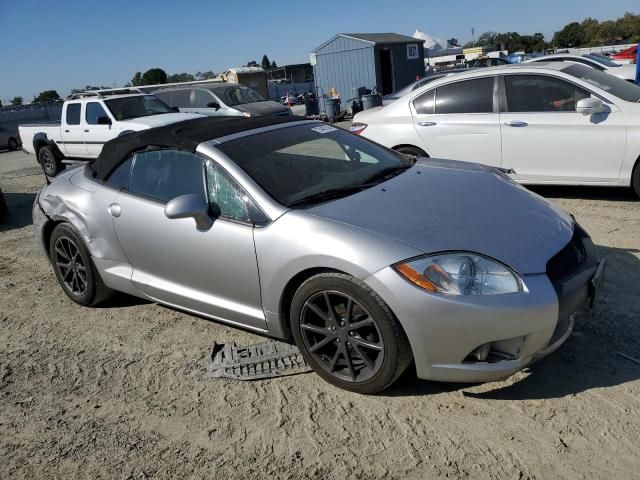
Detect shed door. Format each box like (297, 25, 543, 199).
(379, 49, 394, 95)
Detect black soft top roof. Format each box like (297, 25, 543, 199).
(89, 115, 307, 180)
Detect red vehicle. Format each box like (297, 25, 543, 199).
(612, 45, 638, 64)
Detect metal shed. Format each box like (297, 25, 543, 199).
(311, 33, 425, 105)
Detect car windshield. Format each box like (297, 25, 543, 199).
(104, 95, 173, 120)
(217, 123, 410, 207)
(209, 85, 266, 106)
(564, 64, 640, 102)
(584, 53, 620, 67)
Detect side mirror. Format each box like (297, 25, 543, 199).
(576, 97, 605, 115)
(97, 116, 112, 125)
(171, 106, 180, 112)
(164, 194, 213, 231)
(207, 101, 221, 110)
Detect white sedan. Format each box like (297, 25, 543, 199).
(352, 63, 640, 197)
(524, 53, 638, 82)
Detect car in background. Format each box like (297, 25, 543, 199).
(525, 53, 637, 82)
(352, 62, 640, 197)
(467, 57, 509, 68)
(506, 53, 536, 64)
(153, 82, 291, 118)
(612, 45, 638, 64)
(18, 89, 199, 176)
(0, 126, 20, 151)
(32, 115, 604, 393)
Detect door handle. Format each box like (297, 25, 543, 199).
(108, 203, 121, 217)
(504, 120, 528, 127)
(64, 130, 70, 133)
(417, 121, 437, 127)
(84, 129, 90, 133)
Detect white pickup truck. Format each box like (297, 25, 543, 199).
(19, 89, 200, 176)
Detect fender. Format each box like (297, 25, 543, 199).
(33, 132, 65, 161)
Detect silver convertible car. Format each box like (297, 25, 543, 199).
(33, 116, 605, 393)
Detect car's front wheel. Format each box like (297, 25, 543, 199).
(632, 161, 640, 199)
(290, 273, 412, 394)
(49, 223, 112, 306)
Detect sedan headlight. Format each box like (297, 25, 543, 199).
(394, 253, 525, 296)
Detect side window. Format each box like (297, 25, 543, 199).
(435, 77, 494, 114)
(105, 157, 133, 189)
(169, 89, 191, 108)
(66, 103, 81, 125)
(154, 90, 171, 104)
(86, 102, 108, 125)
(129, 150, 204, 203)
(504, 75, 590, 113)
(205, 162, 256, 223)
(413, 89, 435, 114)
(194, 89, 215, 108)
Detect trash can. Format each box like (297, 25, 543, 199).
(304, 98, 319, 116)
(324, 98, 340, 121)
(362, 94, 381, 110)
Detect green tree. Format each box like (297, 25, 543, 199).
(270, 60, 278, 69)
(141, 68, 167, 85)
(33, 90, 62, 104)
(246, 60, 258, 67)
(129, 72, 143, 87)
(447, 38, 460, 47)
(553, 22, 586, 47)
(261, 54, 271, 70)
(167, 72, 195, 83)
(10, 96, 23, 106)
(194, 70, 216, 80)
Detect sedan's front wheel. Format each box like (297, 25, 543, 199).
(290, 273, 412, 394)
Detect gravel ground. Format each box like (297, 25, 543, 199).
(1, 147, 639, 479)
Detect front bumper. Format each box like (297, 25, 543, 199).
(364, 227, 600, 383)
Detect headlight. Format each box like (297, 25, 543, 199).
(394, 253, 525, 296)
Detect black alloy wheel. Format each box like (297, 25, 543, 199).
(53, 235, 88, 297)
(300, 290, 384, 383)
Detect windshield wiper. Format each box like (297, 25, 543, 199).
(288, 185, 371, 208)
(363, 165, 411, 184)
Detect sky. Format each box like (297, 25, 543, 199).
(0, 0, 637, 102)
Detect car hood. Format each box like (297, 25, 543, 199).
(233, 101, 290, 116)
(305, 159, 574, 274)
(121, 112, 203, 129)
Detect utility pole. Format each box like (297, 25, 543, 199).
(472, 27, 476, 47)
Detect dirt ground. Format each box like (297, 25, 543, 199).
(1, 147, 639, 479)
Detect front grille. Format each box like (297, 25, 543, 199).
(546, 223, 591, 285)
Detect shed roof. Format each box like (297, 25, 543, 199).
(312, 33, 420, 52)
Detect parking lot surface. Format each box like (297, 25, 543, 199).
(1, 147, 639, 479)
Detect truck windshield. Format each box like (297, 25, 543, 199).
(104, 95, 174, 120)
(209, 85, 266, 106)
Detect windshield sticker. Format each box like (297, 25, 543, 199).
(311, 125, 338, 134)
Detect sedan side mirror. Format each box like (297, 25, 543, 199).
(576, 97, 605, 115)
(207, 101, 221, 110)
(171, 106, 180, 112)
(97, 116, 112, 125)
(164, 194, 213, 231)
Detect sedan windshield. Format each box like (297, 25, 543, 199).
(217, 124, 410, 207)
(209, 85, 266, 106)
(564, 64, 640, 102)
(104, 95, 173, 120)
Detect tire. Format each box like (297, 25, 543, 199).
(290, 273, 412, 394)
(8, 138, 18, 151)
(393, 145, 428, 162)
(49, 223, 112, 306)
(38, 146, 64, 177)
(632, 161, 640, 199)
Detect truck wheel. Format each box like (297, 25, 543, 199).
(8, 138, 18, 151)
(632, 161, 640, 199)
(39, 146, 64, 177)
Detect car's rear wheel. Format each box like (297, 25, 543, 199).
(39, 146, 64, 177)
(49, 223, 112, 306)
(8, 138, 18, 151)
(632, 161, 640, 199)
(393, 145, 428, 161)
(290, 273, 412, 394)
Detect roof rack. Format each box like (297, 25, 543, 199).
(68, 87, 144, 100)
